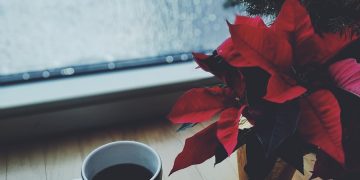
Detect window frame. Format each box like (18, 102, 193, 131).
(0, 62, 218, 143)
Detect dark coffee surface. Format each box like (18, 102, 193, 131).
(92, 163, 153, 180)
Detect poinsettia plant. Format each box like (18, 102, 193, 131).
(168, 0, 360, 179)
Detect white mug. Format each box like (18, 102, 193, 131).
(81, 141, 162, 180)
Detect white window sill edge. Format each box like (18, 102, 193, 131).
(0, 62, 212, 110)
(0, 62, 219, 142)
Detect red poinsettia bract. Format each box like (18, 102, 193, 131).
(168, 87, 247, 174)
(226, 0, 358, 170)
(168, 0, 360, 177)
(329, 58, 360, 97)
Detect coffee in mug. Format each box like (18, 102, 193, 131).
(81, 141, 162, 180)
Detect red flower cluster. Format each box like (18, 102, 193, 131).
(168, 0, 360, 178)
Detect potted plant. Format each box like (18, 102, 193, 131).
(168, 0, 360, 179)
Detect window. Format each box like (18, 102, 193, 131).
(0, 0, 238, 85)
(0, 0, 242, 140)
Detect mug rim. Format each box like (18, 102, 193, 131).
(81, 141, 162, 180)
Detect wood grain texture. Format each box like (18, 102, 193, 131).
(45, 137, 82, 180)
(0, 149, 6, 180)
(237, 146, 248, 180)
(2, 121, 239, 180)
(6, 144, 46, 180)
(1, 120, 320, 180)
(266, 159, 295, 180)
(78, 130, 113, 161)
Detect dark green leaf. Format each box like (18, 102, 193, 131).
(177, 123, 198, 132)
(214, 128, 254, 165)
(241, 68, 301, 156)
(276, 134, 306, 174)
(223, 0, 360, 34)
(331, 87, 360, 169)
(245, 133, 277, 179)
(251, 99, 300, 156)
(266, 100, 300, 155)
(311, 151, 345, 179)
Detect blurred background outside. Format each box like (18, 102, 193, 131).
(0, 0, 244, 78)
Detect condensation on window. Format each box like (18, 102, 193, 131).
(0, 0, 241, 75)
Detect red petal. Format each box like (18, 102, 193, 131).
(264, 74, 307, 103)
(168, 87, 226, 124)
(216, 16, 267, 69)
(272, 0, 313, 42)
(170, 123, 218, 174)
(216, 107, 245, 155)
(273, 0, 359, 65)
(192, 52, 210, 71)
(329, 58, 360, 97)
(298, 90, 345, 165)
(228, 21, 306, 103)
(217, 38, 240, 65)
(228, 22, 293, 72)
(232, 71, 246, 98)
(295, 33, 359, 65)
(194, 45, 247, 99)
(234, 16, 267, 28)
(216, 38, 254, 68)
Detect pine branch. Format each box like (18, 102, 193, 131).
(223, 0, 360, 34)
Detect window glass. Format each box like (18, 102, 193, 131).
(0, 0, 237, 75)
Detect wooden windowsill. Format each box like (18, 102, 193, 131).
(0, 119, 317, 180)
(0, 120, 239, 180)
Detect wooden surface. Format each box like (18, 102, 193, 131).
(0, 121, 238, 180)
(0, 120, 318, 180)
(237, 146, 247, 180)
(0, 149, 6, 180)
(6, 143, 47, 180)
